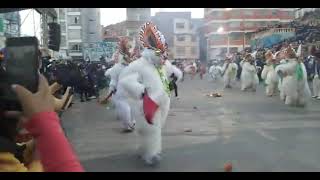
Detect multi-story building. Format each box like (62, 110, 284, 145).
(57, 8, 101, 60)
(204, 8, 295, 60)
(294, 8, 317, 19)
(102, 8, 151, 49)
(152, 12, 200, 62)
(0, 12, 20, 48)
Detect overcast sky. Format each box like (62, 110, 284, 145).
(20, 8, 204, 38)
(100, 8, 204, 26)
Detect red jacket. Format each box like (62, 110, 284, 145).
(25, 111, 84, 172)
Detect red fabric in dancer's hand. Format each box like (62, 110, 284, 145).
(143, 92, 159, 125)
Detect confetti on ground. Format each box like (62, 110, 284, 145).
(205, 92, 223, 97)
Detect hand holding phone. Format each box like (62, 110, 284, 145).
(11, 74, 54, 119)
(0, 37, 40, 111)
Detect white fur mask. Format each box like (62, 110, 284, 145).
(142, 48, 162, 67)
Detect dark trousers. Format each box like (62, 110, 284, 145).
(173, 82, 178, 97)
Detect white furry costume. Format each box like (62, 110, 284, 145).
(104, 39, 135, 131)
(221, 61, 238, 88)
(164, 60, 183, 82)
(117, 22, 171, 165)
(275, 58, 311, 106)
(261, 52, 278, 96)
(240, 59, 259, 91)
(209, 65, 222, 81)
(276, 59, 289, 100)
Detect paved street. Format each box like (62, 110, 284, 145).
(61, 74, 320, 172)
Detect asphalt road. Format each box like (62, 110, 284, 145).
(61, 74, 320, 172)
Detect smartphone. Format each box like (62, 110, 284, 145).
(0, 37, 40, 111)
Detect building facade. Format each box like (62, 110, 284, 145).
(57, 8, 101, 60)
(152, 12, 201, 62)
(294, 8, 317, 19)
(204, 8, 295, 60)
(102, 8, 151, 49)
(0, 12, 20, 48)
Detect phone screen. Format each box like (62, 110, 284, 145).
(0, 43, 39, 110)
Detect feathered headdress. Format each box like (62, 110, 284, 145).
(285, 45, 298, 59)
(265, 50, 274, 60)
(118, 37, 131, 58)
(251, 51, 257, 59)
(139, 22, 166, 53)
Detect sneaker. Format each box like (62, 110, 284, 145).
(122, 128, 134, 133)
(143, 155, 161, 166)
(89, 96, 97, 99)
(312, 96, 318, 98)
(316, 97, 320, 100)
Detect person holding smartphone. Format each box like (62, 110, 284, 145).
(0, 74, 84, 172)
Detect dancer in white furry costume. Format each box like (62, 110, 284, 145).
(208, 62, 223, 81)
(103, 37, 136, 132)
(117, 22, 173, 166)
(275, 45, 311, 106)
(274, 49, 289, 99)
(261, 50, 278, 96)
(240, 53, 259, 91)
(221, 56, 238, 88)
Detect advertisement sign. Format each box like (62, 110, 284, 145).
(83, 41, 118, 62)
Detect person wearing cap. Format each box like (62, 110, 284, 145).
(261, 50, 278, 96)
(275, 45, 311, 106)
(221, 55, 238, 88)
(117, 22, 171, 166)
(103, 37, 136, 133)
(240, 53, 259, 91)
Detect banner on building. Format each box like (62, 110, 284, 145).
(83, 41, 118, 62)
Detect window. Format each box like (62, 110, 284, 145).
(177, 35, 185, 41)
(68, 8, 80, 12)
(176, 22, 185, 29)
(68, 29, 81, 39)
(244, 22, 255, 27)
(244, 10, 254, 16)
(259, 10, 269, 16)
(176, 46, 185, 55)
(69, 43, 82, 52)
(229, 32, 242, 40)
(287, 11, 294, 17)
(211, 11, 223, 17)
(229, 22, 240, 28)
(74, 17, 79, 24)
(68, 16, 80, 25)
(231, 10, 241, 17)
(272, 10, 278, 16)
